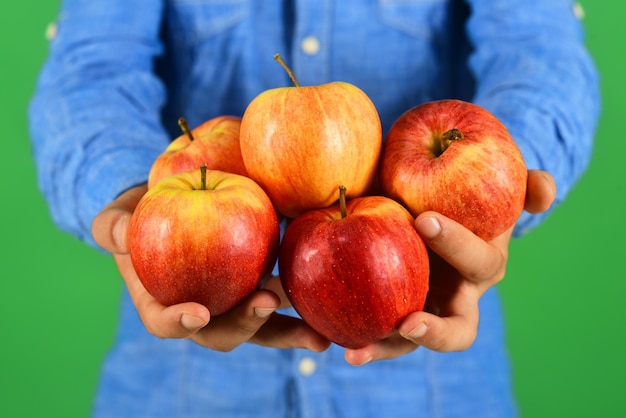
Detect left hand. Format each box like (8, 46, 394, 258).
(92, 185, 330, 353)
(344, 169, 556, 365)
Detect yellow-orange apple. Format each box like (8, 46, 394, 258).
(239, 55, 382, 218)
(147, 116, 247, 188)
(279, 187, 430, 349)
(380, 99, 527, 241)
(128, 166, 280, 315)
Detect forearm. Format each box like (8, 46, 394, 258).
(466, 0, 600, 235)
(28, 0, 169, 247)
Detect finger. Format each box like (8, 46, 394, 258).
(346, 284, 482, 361)
(398, 300, 479, 352)
(262, 276, 292, 309)
(193, 287, 329, 352)
(347, 282, 482, 361)
(92, 207, 131, 254)
(414, 212, 510, 284)
(344, 333, 418, 366)
(258, 278, 329, 350)
(92, 185, 147, 253)
(115, 253, 210, 338)
(250, 313, 331, 352)
(192, 289, 282, 352)
(525, 170, 557, 214)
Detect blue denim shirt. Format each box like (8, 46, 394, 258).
(29, 1, 599, 417)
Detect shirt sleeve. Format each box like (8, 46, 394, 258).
(465, 0, 600, 236)
(28, 0, 169, 248)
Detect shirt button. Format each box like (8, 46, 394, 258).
(45, 22, 58, 41)
(301, 36, 321, 55)
(573, 2, 585, 19)
(298, 357, 317, 376)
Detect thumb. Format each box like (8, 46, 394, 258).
(92, 184, 147, 254)
(524, 170, 557, 214)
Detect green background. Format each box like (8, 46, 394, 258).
(1, 1, 623, 417)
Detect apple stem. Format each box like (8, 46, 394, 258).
(200, 165, 207, 191)
(178, 117, 195, 142)
(274, 53, 300, 87)
(339, 185, 347, 219)
(439, 128, 464, 155)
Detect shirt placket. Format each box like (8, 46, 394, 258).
(285, 8, 335, 418)
(290, 348, 334, 418)
(290, 0, 333, 86)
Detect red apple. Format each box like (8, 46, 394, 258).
(128, 166, 280, 316)
(380, 99, 527, 241)
(240, 54, 382, 218)
(147, 115, 247, 189)
(279, 187, 430, 349)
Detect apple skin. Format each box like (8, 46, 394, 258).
(239, 82, 382, 218)
(380, 99, 528, 241)
(128, 167, 280, 316)
(147, 115, 247, 189)
(279, 195, 430, 349)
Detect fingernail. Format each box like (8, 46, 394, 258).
(416, 217, 441, 239)
(112, 215, 129, 251)
(406, 322, 428, 340)
(359, 355, 373, 366)
(181, 314, 206, 330)
(254, 307, 275, 319)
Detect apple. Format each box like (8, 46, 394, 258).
(147, 115, 247, 189)
(239, 54, 382, 218)
(279, 186, 430, 349)
(379, 99, 528, 241)
(128, 166, 280, 316)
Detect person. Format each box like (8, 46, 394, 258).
(29, 1, 599, 417)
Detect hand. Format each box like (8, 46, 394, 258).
(344, 169, 557, 365)
(92, 184, 330, 353)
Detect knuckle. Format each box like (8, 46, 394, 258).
(142, 321, 166, 339)
(428, 319, 478, 353)
(135, 305, 171, 339)
(468, 254, 507, 285)
(492, 264, 507, 284)
(428, 334, 449, 352)
(458, 328, 478, 352)
(235, 321, 261, 340)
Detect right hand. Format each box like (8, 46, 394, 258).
(92, 184, 330, 353)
